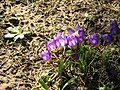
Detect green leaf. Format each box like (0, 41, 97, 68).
(7, 27, 13, 31)
(5, 33, 17, 38)
(17, 26, 22, 34)
(66, 50, 72, 53)
(102, 51, 110, 67)
(58, 57, 65, 74)
(38, 79, 49, 90)
(7, 27, 19, 34)
(13, 34, 24, 41)
(62, 75, 77, 90)
(7, 26, 22, 34)
(99, 86, 105, 90)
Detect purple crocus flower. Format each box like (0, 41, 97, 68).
(46, 39, 57, 53)
(75, 24, 85, 37)
(102, 34, 113, 43)
(56, 35, 67, 50)
(41, 50, 51, 62)
(88, 33, 98, 45)
(68, 24, 85, 37)
(75, 24, 85, 42)
(67, 34, 78, 49)
(68, 24, 85, 43)
(55, 33, 68, 50)
(110, 20, 120, 35)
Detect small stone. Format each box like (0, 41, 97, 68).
(111, 48, 115, 52)
(33, 41, 39, 46)
(30, 56, 34, 60)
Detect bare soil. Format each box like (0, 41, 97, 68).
(0, 0, 120, 90)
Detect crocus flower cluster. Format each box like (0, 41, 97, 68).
(41, 20, 120, 61)
(41, 24, 85, 61)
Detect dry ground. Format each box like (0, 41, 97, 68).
(0, 0, 120, 90)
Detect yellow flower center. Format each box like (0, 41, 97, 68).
(51, 49, 57, 53)
(73, 45, 77, 49)
(74, 32, 79, 36)
(47, 59, 52, 63)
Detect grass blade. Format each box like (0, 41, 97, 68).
(38, 79, 49, 90)
(62, 75, 77, 90)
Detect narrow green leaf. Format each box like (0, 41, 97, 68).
(102, 51, 110, 67)
(58, 57, 65, 74)
(62, 75, 77, 90)
(17, 26, 22, 34)
(38, 79, 49, 90)
(7, 26, 22, 34)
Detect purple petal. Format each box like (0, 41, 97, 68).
(75, 24, 81, 31)
(91, 39, 98, 45)
(46, 39, 57, 52)
(41, 50, 51, 61)
(56, 39, 61, 47)
(75, 24, 85, 38)
(55, 34, 68, 48)
(102, 34, 112, 43)
(77, 29, 85, 37)
(54, 32, 62, 40)
(68, 28, 75, 35)
(88, 33, 98, 45)
(110, 20, 120, 35)
(67, 34, 78, 48)
(92, 33, 98, 39)
(77, 36, 84, 43)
